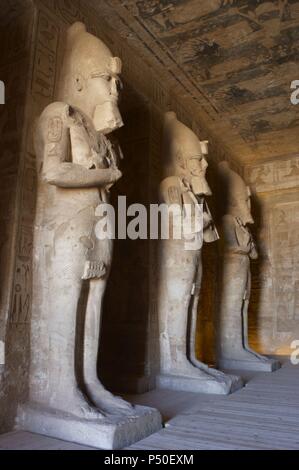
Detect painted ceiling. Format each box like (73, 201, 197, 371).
(92, 0, 299, 165)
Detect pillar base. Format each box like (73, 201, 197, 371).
(102, 373, 156, 394)
(156, 372, 243, 395)
(218, 357, 281, 372)
(16, 402, 162, 450)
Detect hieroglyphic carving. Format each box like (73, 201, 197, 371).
(11, 230, 32, 325)
(0, 3, 35, 390)
(9, 9, 60, 326)
(245, 156, 299, 193)
(0, 52, 31, 339)
(8, 192, 34, 330)
(10, 152, 36, 325)
(277, 158, 299, 185)
(245, 161, 275, 191)
(31, 10, 59, 101)
(270, 202, 299, 333)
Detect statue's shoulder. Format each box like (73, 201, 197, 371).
(35, 102, 74, 153)
(36, 102, 83, 143)
(39, 101, 71, 122)
(38, 102, 85, 129)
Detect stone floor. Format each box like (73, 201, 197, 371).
(0, 431, 95, 450)
(1, 358, 299, 450)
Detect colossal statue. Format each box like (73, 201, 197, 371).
(156, 112, 242, 394)
(18, 22, 161, 449)
(217, 161, 280, 372)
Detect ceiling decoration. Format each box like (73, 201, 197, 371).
(91, 0, 299, 165)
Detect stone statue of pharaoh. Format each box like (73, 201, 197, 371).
(157, 112, 242, 394)
(29, 22, 133, 418)
(217, 161, 280, 371)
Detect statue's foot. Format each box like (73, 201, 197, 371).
(174, 359, 218, 379)
(190, 358, 241, 390)
(85, 382, 134, 416)
(170, 360, 236, 394)
(228, 348, 270, 364)
(55, 388, 104, 421)
(243, 347, 270, 362)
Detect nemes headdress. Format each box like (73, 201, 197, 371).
(218, 161, 253, 224)
(163, 112, 206, 169)
(58, 22, 122, 98)
(218, 161, 248, 204)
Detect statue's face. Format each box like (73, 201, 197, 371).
(77, 68, 123, 134)
(59, 24, 124, 134)
(185, 155, 212, 197)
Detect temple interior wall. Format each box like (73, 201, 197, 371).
(0, 0, 35, 433)
(0, 0, 297, 433)
(245, 157, 299, 355)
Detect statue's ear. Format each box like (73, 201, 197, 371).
(75, 74, 84, 92)
(176, 149, 186, 169)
